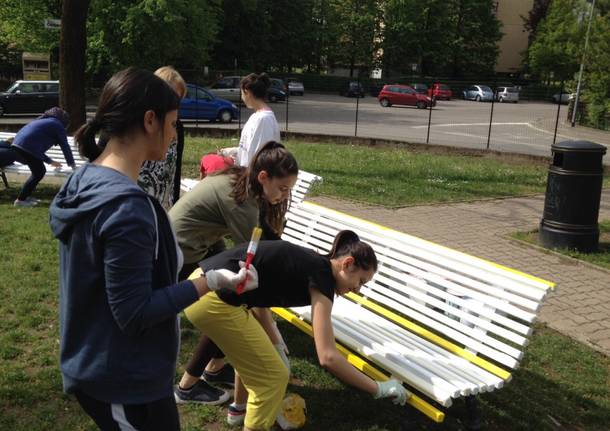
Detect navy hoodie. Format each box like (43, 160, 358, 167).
(13, 117, 75, 166)
(49, 164, 199, 404)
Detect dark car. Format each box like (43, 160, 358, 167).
(179, 84, 239, 123)
(377, 84, 435, 109)
(268, 78, 287, 103)
(340, 81, 365, 98)
(0, 80, 59, 116)
(410, 83, 429, 95)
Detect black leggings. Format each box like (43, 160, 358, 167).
(181, 240, 227, 377)
(74, 390, 180, 431)
(11, 146, 46, 200)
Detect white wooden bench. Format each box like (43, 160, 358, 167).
(273, 201, 554, 425)
(180, 170, 322, 205)
(0, 132, 86, 188)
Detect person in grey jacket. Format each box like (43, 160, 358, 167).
(49, 68, 257, 431)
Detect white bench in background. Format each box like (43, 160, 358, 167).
(180, 170, 322, 206)
(274, 201, 554, 425)
(0, 132, 86, 188)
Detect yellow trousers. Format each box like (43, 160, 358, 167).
(185, 292, 289, 430)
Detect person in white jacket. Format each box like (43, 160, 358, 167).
(237, 73, 280, 167)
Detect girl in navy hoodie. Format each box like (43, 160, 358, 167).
(49, 68, 257, 431)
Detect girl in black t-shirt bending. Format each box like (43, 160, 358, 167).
(184, 230, 409, 431)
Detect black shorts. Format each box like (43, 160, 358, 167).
(74, 390, 180, 431)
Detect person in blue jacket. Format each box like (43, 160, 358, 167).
(48, 68, 257, 431)
(9, 107, 76, 206)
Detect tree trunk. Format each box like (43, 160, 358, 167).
(59, 0, 91, 134)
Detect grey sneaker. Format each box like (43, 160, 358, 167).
(174, 380, 230, 405)
(14, 199, 37, 207)
(203, 364, 235, 387)
(25, 197, 40, 204)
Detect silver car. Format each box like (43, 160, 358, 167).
(463, 85, 494, 102)
(496, 86, 519, 103)
(286, 78, 304, 96)
(207, 76, 242, 102)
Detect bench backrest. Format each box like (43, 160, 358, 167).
(281, 201, 553, 373)
(180, 170, 322, 207)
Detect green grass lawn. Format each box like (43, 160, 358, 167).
(182, 137, 549, 207)
(1, 142, 610, 430)
(514, 221, 610, 270)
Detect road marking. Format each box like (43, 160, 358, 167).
(412, 122, 530, 129)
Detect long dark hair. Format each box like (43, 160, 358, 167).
(327, 230, 378, 272)
(240, 72, 271, 100)
(217, 141, 298, 235)
(74, 67, 180, 161)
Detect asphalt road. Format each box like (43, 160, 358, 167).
(2, 93, 608, 158)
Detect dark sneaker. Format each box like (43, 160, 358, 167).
(203, 364, 235, 387)
(226, 403, 246, 426)
(174, 380, 230, 405)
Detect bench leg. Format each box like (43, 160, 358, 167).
(1, 169, 8, 189)
(465, 395, 481, 431)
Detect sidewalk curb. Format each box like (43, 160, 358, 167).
(507, 235, 610, 276)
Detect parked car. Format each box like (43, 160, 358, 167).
(286, 78, 304, 96)
(463, 85, 494, 102)
(0, 80, 59, 116)
(428, 83, 452, 100)
(410, 83, 429, 95)
(340, 81, 365, 98)
(496, 86, 520, 103)
(207, 75, 286, 103)
(552, 92, 574, 104)
(207, 76, 242, 102)
(268, 78, 287, 102)
(179, 84, 239, 123)
(377, 84, 435, 109)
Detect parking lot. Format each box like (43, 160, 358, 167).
(185, 93, 609, 158)
(2, 92, 608, 158)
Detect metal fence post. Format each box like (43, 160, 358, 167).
(426, 93, 434, 144)
(285, 87, 289, 132)
(486, 80, 496, 150)
(553, 81, 564, 145)
(355, 75, 360, 137)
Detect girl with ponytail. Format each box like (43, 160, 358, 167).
(169, 140, 299, 405)
(183, 229, 408, 430)
(49, 68, 255, 430)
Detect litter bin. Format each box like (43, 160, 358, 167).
(540, 140, 606, 252)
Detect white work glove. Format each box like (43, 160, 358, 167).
(274, 343, 291, 372)
(374, 379, 410, 406)
(205, 261, 258, 292)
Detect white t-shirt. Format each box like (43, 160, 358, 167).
(237, 110, 281, 167)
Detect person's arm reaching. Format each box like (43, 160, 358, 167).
(309, 288, 409, 405)
(55, 123, 76, 168)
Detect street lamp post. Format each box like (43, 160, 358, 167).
(571, 0, 596, 127)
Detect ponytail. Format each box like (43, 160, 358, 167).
(75, 67, 180, 163)
(75, 118, 104, 161)
(327, 230, 378, 272)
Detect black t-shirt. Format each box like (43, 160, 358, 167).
(199, 240, 336, 308)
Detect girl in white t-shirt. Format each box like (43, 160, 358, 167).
(237, 73, 281, 167)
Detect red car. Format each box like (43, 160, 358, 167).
(377, 84, 435, 109)
(427, 83, 452, 100)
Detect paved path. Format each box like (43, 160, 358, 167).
(310, 189, 610, 356)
